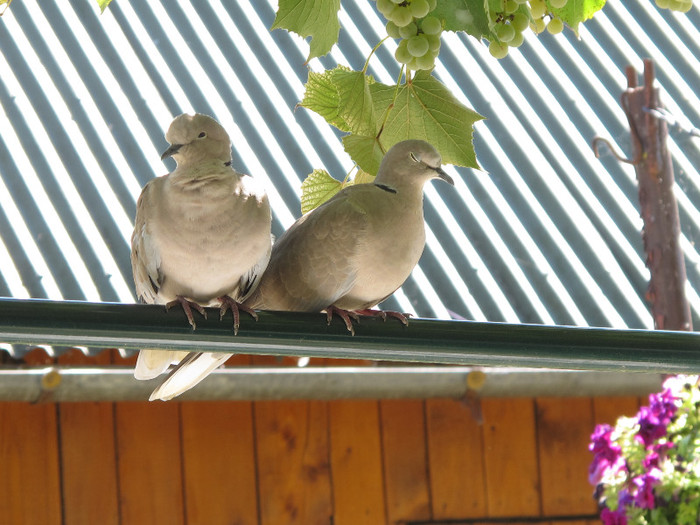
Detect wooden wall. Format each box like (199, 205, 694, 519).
(0, 351, 641, 525)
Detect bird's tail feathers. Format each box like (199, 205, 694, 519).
(134, 349, 189, 380)
(148, 352, 233, 401)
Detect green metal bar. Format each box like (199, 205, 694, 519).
(1, 298, 699, 372)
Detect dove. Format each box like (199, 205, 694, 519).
(244, 139, 453, 333)
(131, 113, 271, 400)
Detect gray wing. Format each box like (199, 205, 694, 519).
(245, 185, 372, 312)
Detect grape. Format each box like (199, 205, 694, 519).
(531, 17, 546, 33)
(496, 23, 515, 43)
(410, 0, 431, 18)
(529, 0, 546, 18)
(421, 15, 442, 35)
(546, 16, 564, 34)
(508, 31, 524, 47)
(386, 20, 401, 38)
(426, 33, 441, 52)
(415, 52, 436, 70)
(390, 0, 403, 4)
(394, 40, 412, 64)
(504, 0, 518, 14)
(407, 34, 430, 57)
(392, 6, 414, 27)
(427, 0, 437, 10)
(549, 0, 568, 8)
(514, 0, 528, 3)
(489, 40, 509, 59)
(399, 21, 418, 38)
(512, 12, 529, 32)
(655, 0, 671, 6)
(377, 0, 394, 16)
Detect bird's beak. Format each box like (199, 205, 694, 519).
(161, 143, 183, 161)
(434, 166, 454, 185)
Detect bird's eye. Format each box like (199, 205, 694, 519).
(410, 152, 420, 163)
(198, 131, 207, 139)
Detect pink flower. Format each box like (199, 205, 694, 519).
(631, 469, 661, 509)
(600, 507, 627, 525)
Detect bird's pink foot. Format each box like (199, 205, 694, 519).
(354, 308, 411, 326)
(325, 305, 360, 336)
(218, 295, 258, 335)
(165, 296, 207, 329)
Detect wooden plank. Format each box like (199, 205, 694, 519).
(181, 401, 259, 525)
(425, 398, 487, 520)
(255, 400, 332, 525)
(481, 398, 540, 518)
(536, 397, 597, 516)
(115, 402, 185, 525)
(329, 400, 386, 525)
(379, 399, 431, 523)
(0, 402, 61, 524)
(57, 348, 119, 525)
(593, 396, 639, 426)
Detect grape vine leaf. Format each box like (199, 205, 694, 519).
(342, 134, 384, 176)
(300, 67, 376, 136)
(272, 0, 341, 60)
(0, 0, 13, 15)
(432, 0, 491, 38)
(379, 70, 483, 171)
(302, 67, 483, 175)
(548, 0, 606, 35)
(300, 169, 344, 214)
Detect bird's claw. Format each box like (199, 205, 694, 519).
(218, 295, 258, 335)
(354, 308, 411, 326)
(325, 305, 360, 336)
(165, 296, 207, 329)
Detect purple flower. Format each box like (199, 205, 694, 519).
(601, 507, 627, 525)
(589, 424, 624, 484)
(649, 388, 678, 424)
(632, 469, 662, 509)
(636, 406, 668, 447)
(590, 424, 621, 460)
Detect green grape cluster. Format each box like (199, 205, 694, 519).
(375, 0, 444, 71)
(655, 0, 693, 12)
(486, 0, 570, 60)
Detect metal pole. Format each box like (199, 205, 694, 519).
(0, 298, 699, 372)
(0, 366, 664, 402)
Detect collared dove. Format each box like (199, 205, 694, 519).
(244, 139, 453, 333)
(131, 113, 271, 400)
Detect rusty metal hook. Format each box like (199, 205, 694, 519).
(591, 136, 639, 165)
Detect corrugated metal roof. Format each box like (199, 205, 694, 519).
(1, 0, 700, 359)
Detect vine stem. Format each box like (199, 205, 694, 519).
(362, 36, 389, 74)
(375, 64, 406, 146)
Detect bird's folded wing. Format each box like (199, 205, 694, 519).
(247, 187, 370, 312)
(131, 180, 163, 303)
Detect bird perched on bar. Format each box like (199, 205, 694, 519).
(131, 113, 271, 401)
(244, 139, 453, 333)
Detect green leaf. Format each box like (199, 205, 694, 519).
(342, 134, 384, 176)
(300, 169, 343, 214)
(301, 67, 377, 137)
(380, 70, 483, 170)
(300, 69, 350, 132)
(272, 0, 341, 60)
(0, 0, 13, 15)
(548, 0, 606, 36)
(302, 68, 482, 176)
(432, 0, 491, 37)
(353, 169, 376, 185)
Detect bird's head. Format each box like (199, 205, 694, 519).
(374, 140, 454, 190)
(161, 113, 232, 166)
